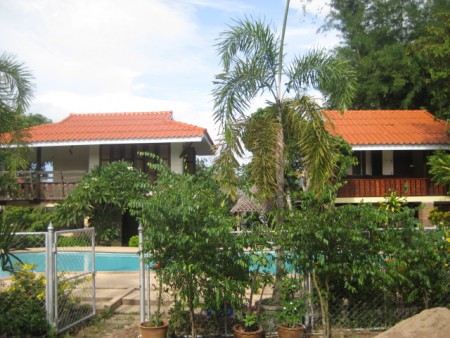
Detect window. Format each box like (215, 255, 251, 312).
(100, 144, 171, 180)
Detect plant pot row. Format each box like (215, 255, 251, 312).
(140, 321, 305, 338)
(232, 323, 305, 338)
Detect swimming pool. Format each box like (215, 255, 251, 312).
(0, 251, 140, 278)
(0, 251, 289, 278)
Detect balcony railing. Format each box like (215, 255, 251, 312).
(0, 171, 86, 201)
(337, 177, 447, 198)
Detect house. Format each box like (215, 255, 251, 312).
(325, 109, 450, 226)
(0, 111, 214, 205)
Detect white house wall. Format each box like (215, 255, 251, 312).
(52, 146, 89, 171)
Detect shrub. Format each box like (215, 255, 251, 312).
(0, 264, 50, 337)
(128, 235, 139, 247)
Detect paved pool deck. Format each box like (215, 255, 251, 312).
(94, 246, 142, 313)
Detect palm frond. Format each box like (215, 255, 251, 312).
(213, 17, 280, 133)
(287, 96, 338, 193)
(242, 108, 280, 203)
(285, 49, 356, 111)
(0, 52, 35, 112)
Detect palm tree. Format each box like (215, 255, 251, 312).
(0, 52, 35, 170)
(212, 0, 356, 302)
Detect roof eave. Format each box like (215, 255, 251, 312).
(351, 144, 449, 151)
(15, 136, 207, 148)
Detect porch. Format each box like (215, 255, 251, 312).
(0, 171, 86, 202)
(337, 177, 447, 198)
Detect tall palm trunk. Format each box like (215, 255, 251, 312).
(272, 120, 286, 303)
(271, 0, 290, 304)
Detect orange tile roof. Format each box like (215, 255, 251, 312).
(21, 111, 210, 143)
(324, 110, 449, 145)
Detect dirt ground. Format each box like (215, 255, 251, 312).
(70, 307, 450, 338)
(71, 312, 141, 338)
(70, 312, 379, 338)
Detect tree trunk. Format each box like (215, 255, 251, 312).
(272, 0, 290, 304)
(189, 304, 197, 338)
(272, 119, 286, 304)
(312, 271, 331, 338)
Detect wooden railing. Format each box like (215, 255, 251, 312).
(0, 171, 86, 201)
(337, 177, 447, 198)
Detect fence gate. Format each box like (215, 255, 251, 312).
(0, 224, 96, 335)
(50, 226, 96, 333)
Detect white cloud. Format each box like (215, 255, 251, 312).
(0, 0, 339, 148)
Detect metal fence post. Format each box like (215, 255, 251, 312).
(46, 222, 56, 328)
(139, 223, 146, 324)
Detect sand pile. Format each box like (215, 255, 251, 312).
(375, 307, 450, 338)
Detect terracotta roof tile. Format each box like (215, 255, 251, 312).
(324, 110, 449, 145)
(22, 111, 209, 143)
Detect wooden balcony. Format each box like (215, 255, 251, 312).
(0, 171, 86, 202)
(337, 177, 448, 198)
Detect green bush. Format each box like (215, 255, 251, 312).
(57, 235, 91, 247)
(0, 264, 50, 337)
(128, 235, 139, 247)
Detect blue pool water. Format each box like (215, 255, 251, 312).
(1, 251, 289, 278)
(0, 252, 140, 278)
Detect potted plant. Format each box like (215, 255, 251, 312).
(233, 249, 272, 338)
(140, 266, 169, 338)
(233, 308, 264, 338)
(275, 276, 306, 338)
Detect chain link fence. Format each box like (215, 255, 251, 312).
(0, 225, 96, 335)
(323, 280, 450, 331)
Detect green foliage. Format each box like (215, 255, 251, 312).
(410, 12, 450, 118)
(0, 264, 50, 337)
(0, 52, 35, 172)
(135, 160, 249, 338)
(1, 206, 53, 232)
(428, 151, 450, 189)
(275, 276, 306, 328)
(325, 0, 450, 116)
(0, 211, 25, 273)
(128, 235, 139, 247)
(57, 235, 91, 247)
(212, 8, 356, 200)
(54, 160, 152, 243)
(379, 191, 407, 213)
(429, 207, 450, 229)
(282, 197, 449, 336)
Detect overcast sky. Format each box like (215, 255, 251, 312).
(0, 0, 339, 143)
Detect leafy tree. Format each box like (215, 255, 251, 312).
(324, 0, 450, 117)
(212, 0, 356, 302)
(411, 12, 450, 118)
(22, 113, 52, 128)
(134, 160, 249, 338)
(1, 206, 53, 232)
(53, 160, 152, 244)
(285, 194, 448, 338)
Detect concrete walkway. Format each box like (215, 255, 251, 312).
(94, 247, 141, 314)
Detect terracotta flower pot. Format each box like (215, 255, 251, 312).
(140, 321, 169, 338)
(232, 324, 264, 338)
(277, 324, 305, 338)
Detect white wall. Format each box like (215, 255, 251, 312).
(52, 146, 89, 171)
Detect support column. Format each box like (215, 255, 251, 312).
(419, 203, 434, 228)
